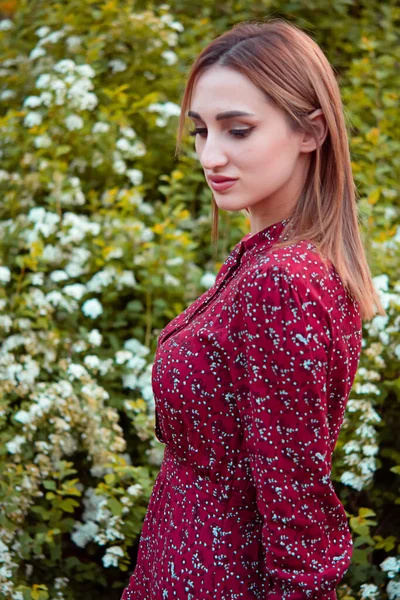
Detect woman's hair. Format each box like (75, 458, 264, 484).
(174, 17, 386, 321)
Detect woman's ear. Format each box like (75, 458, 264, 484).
(300, 108, 328, 153)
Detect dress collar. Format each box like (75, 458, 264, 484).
(239, 216, 292, 252)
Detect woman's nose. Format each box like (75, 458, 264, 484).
(199, 140, 228, 170)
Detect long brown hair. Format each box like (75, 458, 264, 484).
(175, 17, 385, 321)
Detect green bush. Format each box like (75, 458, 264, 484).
(0, 1, 399, 599)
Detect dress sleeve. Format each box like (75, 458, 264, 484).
(230, 265, 352, 599)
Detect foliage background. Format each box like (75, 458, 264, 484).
(0, 0, 399, 599)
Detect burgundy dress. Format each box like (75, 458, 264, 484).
(121, 217, 362, 600)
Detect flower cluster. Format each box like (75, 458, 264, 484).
(338, 273, 400, 491)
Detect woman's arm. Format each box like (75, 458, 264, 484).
(230, 264, 352, 599)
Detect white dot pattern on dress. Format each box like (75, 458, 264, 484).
(121, 217, 363, 600)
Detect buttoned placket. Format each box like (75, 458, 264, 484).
(154, 241, 249, 443)
(154, 218, 291, 444)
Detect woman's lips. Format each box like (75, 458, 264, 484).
(209, 179, 238, 192)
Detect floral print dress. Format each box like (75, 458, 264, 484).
(121, 217, 363, 599)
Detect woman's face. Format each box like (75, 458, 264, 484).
(188, 65, 313, 226)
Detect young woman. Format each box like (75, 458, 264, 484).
(121, 18, 385, 600)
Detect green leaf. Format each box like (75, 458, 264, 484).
(55, 145, 72, 157)
(351, 548, 370, 565)
(108, 497, 123, 517)
(59, 498, 80, 513)
(105, 473, 116, 485)
(43, 480, 57, 491)
(359, 508, 377, 518)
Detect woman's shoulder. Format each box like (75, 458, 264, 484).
(243, 239, 336, 293)
(241, 239, 361, 320)
(239, 239, 362, 338)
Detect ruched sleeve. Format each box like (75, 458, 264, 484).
(230, 264, 352, 599)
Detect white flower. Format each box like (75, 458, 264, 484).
(366, 314, 390, 338)
(65, 114, 84, 130)
(39, 91, 52, 106)
(92, 121, 110, 134)
(0, 266, 11, 283)
(124, 338, 150, 357)
(66, 35, 82, 51)
(84, 355, 101, 370)
(166, 256, 184, 266)
(50, 270, 69, 283)
(164, 273, 180, 286)
(161, 50, 178, 65)
(82, 298, 103, 319)
(147, 101, 181, 118)
(14, 410, 31, 425)
(107, 247, 123, 259)
(355, 424, 378, 439)
(359, 583, 379, 599)
(160, 14, 184, 32)
(140, 228, 154, 242)
(36, 26, 51, 37)
(0, 315, 12, 332)
(108, 59, 127, 73)
(29, 47, 46, 60)
(358, 457, 377, 476)
(363, 444, 379, 456)
(115, 350, 133, 365)
(102, 545, 124, 568)
(113, 159, 127, 174)
(0, 19, 14, 31)
(63, 283, 87, 300)
(54, 577, 69, 591)
(88, 329, 102, 346)
(353, 382, 381, 396)
(24, 111, 42, 128)
(0, 90, 16, 101)
(46, 290, 76, 312)
(86, 268, 116, 292)
(116, 138, 131, 153)
(23, 95, 42, 108)
(126, 484, 143, 498)
(120, 126, 136, 139)
(387, 580, 400, 600)
(72, 340, 87, 353)
(117, 271, 136, 288)
(6, 435, 26, 455)
(71, 521, 99, 548)
(75, 64, 96, 78)
(373, 274, 389, 292)
(36, 73, 51, 89)
(28, 206, 45, 222)
(81, 382, 109, 401)
(340, 471, 364, 491)
(34, 134, 52, 148)
(122, 374, 138, 389)
(200, 272, 216, 288)
(54, 59, 76, 74)
(42, 30, 65, 44)
(380, 556, 400, 578)
(67, 363, 89, 381)
(126, 169, 143, 186)
(61, 212, 101, 242)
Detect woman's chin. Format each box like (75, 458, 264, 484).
(213, 197, 249, 213)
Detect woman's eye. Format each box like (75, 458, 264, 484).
(188, 127, 254, 138)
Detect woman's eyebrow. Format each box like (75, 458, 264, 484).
(187, 110, 256, 121)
